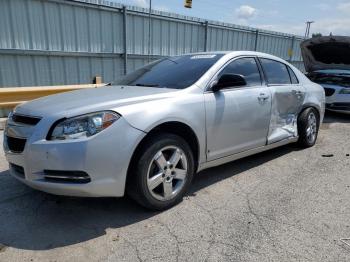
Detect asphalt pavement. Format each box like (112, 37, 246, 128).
(0, 111, 349, 262)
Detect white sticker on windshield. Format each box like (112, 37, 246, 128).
(190, 55, 217, 59)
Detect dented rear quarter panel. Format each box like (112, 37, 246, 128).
(303, 82, 326, 123)
(291, 63, 326, 121)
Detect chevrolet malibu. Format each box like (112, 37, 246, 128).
(3, 51, 325, 210)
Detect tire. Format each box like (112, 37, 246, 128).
(127, 133, 195, 210)
(297, 107, 320, 148)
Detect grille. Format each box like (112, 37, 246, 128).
(43, 170, 91, 184)
(12, 114, 41, 126)
(324, 87, 336, 97)
(10, 163, 25, 178)
(6, 136, 26, 153)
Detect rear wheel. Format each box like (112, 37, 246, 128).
(297, 107, 319, 148)
(127, 133, 195, 210)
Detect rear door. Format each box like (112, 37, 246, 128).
(205, 57, 272, 161)
(259, 58, 305, 144)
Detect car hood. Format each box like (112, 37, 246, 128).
(301, 36, 350, 72)
(14, 85, 177, 118)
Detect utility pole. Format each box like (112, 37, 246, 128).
(148, 0, 152, 62)
(305, 21, 314, 38)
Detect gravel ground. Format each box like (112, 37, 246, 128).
(0, 111, 349, 262)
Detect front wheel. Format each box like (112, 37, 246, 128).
(127, 133, 195, 210)
(297, 107, 320, 148)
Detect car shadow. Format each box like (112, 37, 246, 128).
(190, 144, 299, 194)
(323, 111, 350, 124)
(0, 145, 297, 251)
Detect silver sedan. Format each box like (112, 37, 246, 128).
(3, 51, 325, 210)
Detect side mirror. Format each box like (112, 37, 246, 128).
(212, 74, 247, 92)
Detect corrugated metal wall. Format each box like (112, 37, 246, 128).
(0, 0, 305, 87)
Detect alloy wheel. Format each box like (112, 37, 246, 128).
(306, 112, 317, 144)
(147, 146, 188, 201)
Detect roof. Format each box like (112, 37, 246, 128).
(180, 51, 289, 62)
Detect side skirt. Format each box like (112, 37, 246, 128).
(197, 137, 298, 172)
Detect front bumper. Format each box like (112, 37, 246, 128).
(323, 85, 350, 113)
(326, 103, 350, 113)
(3, 117, 145, 197)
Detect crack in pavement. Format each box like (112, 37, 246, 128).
(190, 199, 216, 262)
(243, 184, 314, 262)
(122, 238, 143, 262)
(155, 218, 181, 262)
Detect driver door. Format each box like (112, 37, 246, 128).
(204, 57, 272, 161)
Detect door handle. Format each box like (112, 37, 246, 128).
(292, 90, 302, 95)
(258, 93, 269, 100)
(292, 89, 303, 99)
(258, 93, 270, 103)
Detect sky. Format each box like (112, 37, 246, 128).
(111, 0, 350, 37)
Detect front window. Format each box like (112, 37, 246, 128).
(115, 54, 224, 89)
(219, 57, 262, 87)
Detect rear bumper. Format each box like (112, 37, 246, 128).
(4, 118, 145, 197)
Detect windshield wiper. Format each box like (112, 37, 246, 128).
(135, 83, 160, 87)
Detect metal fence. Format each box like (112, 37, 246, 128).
(0, 0, 305, 87)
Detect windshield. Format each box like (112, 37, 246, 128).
(115, 54, 224, 89)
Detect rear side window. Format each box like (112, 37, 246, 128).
(260, 58, 291, 85)
(287, 66, 299, 84)
(219, 57, 262, 86)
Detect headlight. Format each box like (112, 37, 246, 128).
(339, 88, 350, 94)
(50, 111, 120, 140)
(6, 111, 13, 127)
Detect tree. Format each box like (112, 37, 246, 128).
(312, 33, 322, 38)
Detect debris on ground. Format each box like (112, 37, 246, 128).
(322, 154, 334, 157)
(112, 235, 120, 242)
(0, 243, 7, 253)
